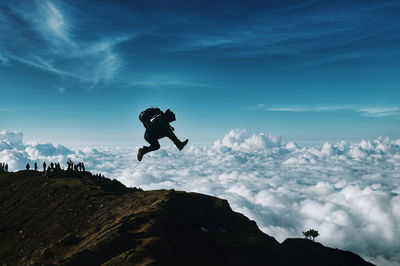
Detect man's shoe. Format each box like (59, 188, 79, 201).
(178, 139, 189, 151)
(137, 148, 144, 161)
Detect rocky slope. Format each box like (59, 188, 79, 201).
(0, 170, 374, 266)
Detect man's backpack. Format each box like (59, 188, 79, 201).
(139, 107, 164, 123)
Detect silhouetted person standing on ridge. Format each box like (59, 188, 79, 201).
(67, 159, 73, 170)
(34, 162, 38, 171)
(137, 108, 188, 161)
(26, 163, 30, 170)
(43, 162, 46, 172)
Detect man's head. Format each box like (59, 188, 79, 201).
(165, 109, 176, 122)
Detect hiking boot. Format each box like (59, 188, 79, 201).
(137, 148, 144, 161)
(177, 139, 189, 151)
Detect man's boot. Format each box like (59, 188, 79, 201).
(176, 139, 189, 151)
(137, 148, 143, 161)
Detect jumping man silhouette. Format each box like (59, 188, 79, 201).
(137, 107, 189, 161)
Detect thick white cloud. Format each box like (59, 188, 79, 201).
(0, 130, 23, 144)
(1, 129, 400, 265)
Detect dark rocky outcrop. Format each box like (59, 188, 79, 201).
(0, 171, 374, 265)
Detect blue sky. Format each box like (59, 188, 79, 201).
(1, 0, 399, 145)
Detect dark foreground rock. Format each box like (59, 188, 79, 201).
(0, 171, 374, 266)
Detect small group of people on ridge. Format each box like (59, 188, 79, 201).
(25, 159, 86, 172)
(67, 159, 85, 171)
(137, 107, 189, 161)
(26, 162, 62, 171)
(93, 173, 105, 179)
(0, 162, 8, 172)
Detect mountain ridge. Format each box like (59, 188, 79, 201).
(0, 170, 374, 265)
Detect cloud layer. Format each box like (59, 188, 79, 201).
(1, 129, 399, 265)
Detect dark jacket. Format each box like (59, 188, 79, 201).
(148, 114, 173, 138)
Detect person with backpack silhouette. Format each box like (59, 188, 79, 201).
(137, 108, 188, 161)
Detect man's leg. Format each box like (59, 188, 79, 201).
(165, 130, 188, 151)
(137, 130, 161, 161)
(142, 140, 160, 154)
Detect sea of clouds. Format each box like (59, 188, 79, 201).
(1, 129, 400, 265)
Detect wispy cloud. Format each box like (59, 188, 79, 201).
(8, 54, 88, 81)
(0, 53, 9, 66)
(33, 0, 75, 47)
(158, 1, 400, 65)
(255, 104, 400, 118)
(57, 87, 66, 94)
(1, 0, 129, 91)
(358, 107, 400, 117)
(0, 107, 25, 113)
(128, 73, 211, 90)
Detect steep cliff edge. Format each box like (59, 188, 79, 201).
(0, 171, 373, 265)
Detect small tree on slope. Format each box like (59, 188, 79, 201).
(302, 229, 319, 242)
